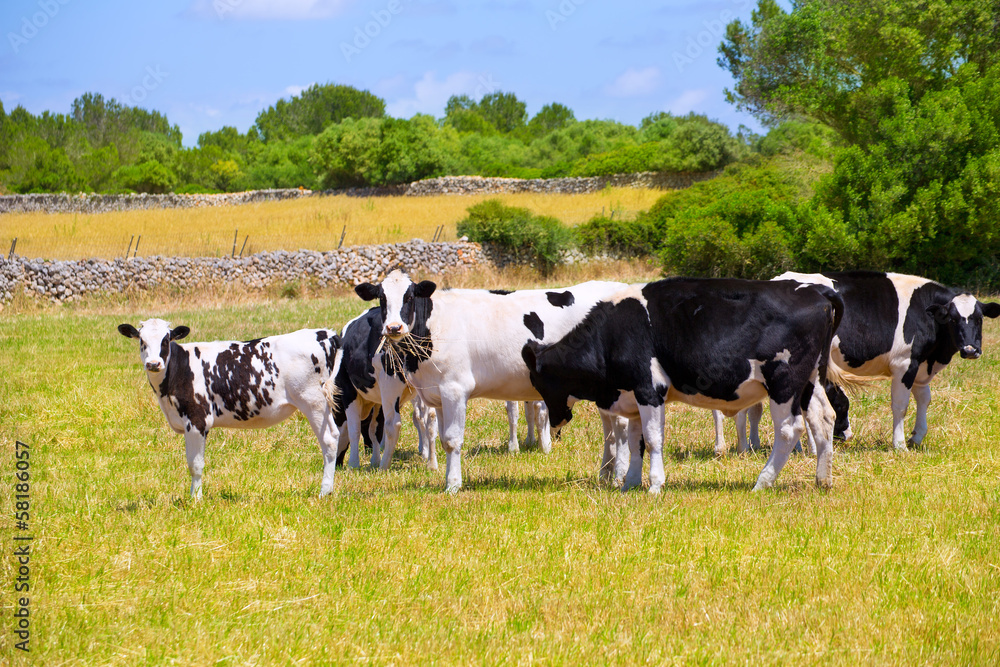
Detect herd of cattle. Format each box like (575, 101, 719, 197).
(118, 269, 1000, 499)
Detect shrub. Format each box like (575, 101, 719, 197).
(457, 199, 574, 273)
(575, 214, 658, 257)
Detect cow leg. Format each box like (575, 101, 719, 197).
(640, 404, 666, 494)
(184, 428, 207, 500)
(734, 410, 746, 454)
(752, 398, 805, 491)
(506, 401, 520, 453)
(378, 381, 411, 470)
(335, 423, 350, 466)
(745, 402, 764, 453)
(712, 410, 727, 456)
(536, 402, 552, 454)
(598, 410, 618, 482)
(426, 407, 439, 471)
(621, 417, 645, 491)
(303, 405, 340, 497)
(524, 402, 536, 448)
(412, 407, 427, 458)
(890, 377, 912, 451)
(804, 378, 835, 488)
(345, 401, 364, 469)
(439, 394, 468, 493)
(909, 383, 931, 447)
(367, 408, 382, 469)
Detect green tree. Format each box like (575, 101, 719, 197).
(476, 91, 527, 134)
(527, 103, 576, 136)
(254, 83, 385, 142)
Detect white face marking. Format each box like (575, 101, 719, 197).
(381, 270, 414, 336)
(137, 318, 172, 371)
(953, 294, 977, 319)
(773, 348, 792, 363)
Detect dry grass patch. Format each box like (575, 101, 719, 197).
(0, 188, 663, 260)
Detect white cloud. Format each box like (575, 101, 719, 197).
(190, 0, 354, 20)
(283, 84, 313, 97)
(604, 67, 661, 98)
(385, 71, 484, 118)
(665, 89, 709, 114)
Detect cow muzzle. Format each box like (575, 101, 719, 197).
(960, 345, 981, 359)
(384, 323, 406, 338)
(146, 361, 164, 372)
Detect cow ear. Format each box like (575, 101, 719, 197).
(331, 333, 343, 349)
(355, 283, 380, 301)
(521, 343, 537, 371)
(981, 301, 1000, 319)
(414, 280, 437, 298)
(118, 324, 140, 339)
(170, 326, 190, 341)
(926, 304, 951, 324)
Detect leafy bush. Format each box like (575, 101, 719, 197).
(457, 199, 574, 273)
(113, 160, 177, 194)
(575, 214, 658, 257)
(570, 143, 666, 177)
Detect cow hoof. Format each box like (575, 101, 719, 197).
(816, 478, 833, 490)
(444, 484, 461, 495)
(648, 485, 662, 495)
(751, 479, 772, 493)
(893, 442, 909, 452)
(620, 476, 642, 492)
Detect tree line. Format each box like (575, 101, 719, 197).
(0, 84, 745, 195)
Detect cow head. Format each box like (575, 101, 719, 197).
(118, 318, 190, 374)
(355, 270, 436, 340)
(926, 294, 1000, 360)
(521, 340, 576, 429)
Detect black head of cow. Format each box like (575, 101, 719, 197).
(118, 318, 189, 373)
(926, 294, 1000, 360)
(521, 340, 576, 429)
(355, 270, 436, 339)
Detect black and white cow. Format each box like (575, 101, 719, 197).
(118, 319, 343, 498)
(327, 307, 421, 470)
(353, 271, 630, 492)
(522, 278, 855, 492)
(732, 271, 1000, 451)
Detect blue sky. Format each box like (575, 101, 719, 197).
(1, 0, 764, 146)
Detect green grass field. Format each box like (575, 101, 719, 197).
(2, 288, 999, 665)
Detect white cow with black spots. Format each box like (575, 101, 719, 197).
(119, 319, 343, 498)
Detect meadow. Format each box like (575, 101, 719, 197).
(0, 188, 662, 261)
(1, 271, 999, 665)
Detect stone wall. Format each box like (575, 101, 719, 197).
(0, 240, 485, 304)
(0, 171, 719, 215)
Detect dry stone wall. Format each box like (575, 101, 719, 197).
(0, 171, 718, 215)
(0, 240, 484, 304)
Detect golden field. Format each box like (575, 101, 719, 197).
(0, 188, 664, 260)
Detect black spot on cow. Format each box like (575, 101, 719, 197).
(203, 339, 278, 422)
(523, 312, 544, 339)
(316, 330, 328, 341)
(194, 347, 201, 359)
(490, 289, 514, 295)
(546, 291, 575, 308)
(159, 344, 209, 436)
(823, 271, 898, 369)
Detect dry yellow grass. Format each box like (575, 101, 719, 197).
(0, 188, 664, 260)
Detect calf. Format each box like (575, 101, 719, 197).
(734, 271, 1000, 451)
(522, 278, 853, 492)
(118, 319, 343, 498)
(353, 271, 630, 492)
(327, 307, 422, 470)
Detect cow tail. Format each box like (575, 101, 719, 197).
(322, 376, 341, 410)
(811, 285, 868, 392)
